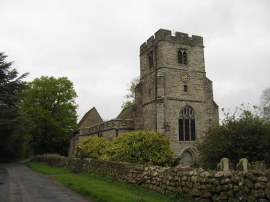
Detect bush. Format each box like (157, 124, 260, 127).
(197, 107, 270, 169)
(107, 130, 174, 166)
(79, 136, 111, 159)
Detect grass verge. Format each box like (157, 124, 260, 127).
(27, 161, 71, 175)
(26, 161, 194, 202)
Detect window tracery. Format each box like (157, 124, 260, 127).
(179, 106, 196, 141)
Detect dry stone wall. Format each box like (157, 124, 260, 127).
(36, 155, 270, 201)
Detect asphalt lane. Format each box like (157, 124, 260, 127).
(0, 163, 90, 202)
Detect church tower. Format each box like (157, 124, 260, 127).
(134, 29, 219, 163)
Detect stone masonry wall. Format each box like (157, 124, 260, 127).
(135, 29, 219, 157)
(36, 155, 270, 201)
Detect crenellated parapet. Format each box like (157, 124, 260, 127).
(79, 119, 134, 135)
(140, 29, 203, 55)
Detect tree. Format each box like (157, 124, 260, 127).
(0, 52, 28, 160)
(121, 77, 139, 109)
(18, 76, 77, 156)
(197, 106, 270, 169)
(261, 87, 270, 121)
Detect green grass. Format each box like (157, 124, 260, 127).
(26, 161, 71, 175)
(26, 161, 194, 202)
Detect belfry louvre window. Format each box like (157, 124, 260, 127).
(179, 106, 196, 141)
(183, 51, 187, 64)
(178, 50, 183, 64)
(178, 49, 188, 65)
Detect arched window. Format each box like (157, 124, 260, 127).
(179, 106, 196, 141)
(178, 50, 182, 64)
(183, 51, 187, 64)
(178, 49, 188, 65)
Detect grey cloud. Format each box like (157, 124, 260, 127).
(0, 0, 269, 121)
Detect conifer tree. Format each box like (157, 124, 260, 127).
(0, 52, 28, 160)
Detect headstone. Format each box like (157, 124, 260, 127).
(217, 158, 230, 171)
(236, 158, 249, 171)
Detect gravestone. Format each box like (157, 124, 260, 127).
(217, 158, 230, 171)
(236, 158, 249, 171)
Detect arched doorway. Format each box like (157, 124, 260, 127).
(181, 150, 193, 166)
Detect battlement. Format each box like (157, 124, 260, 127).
(140, 29, 203, 54)
(79, 119, 134, 135)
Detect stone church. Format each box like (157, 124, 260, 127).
(70, 29, 219, 166)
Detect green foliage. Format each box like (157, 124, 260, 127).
(197, 106, 270, 169)
(108, 130, 174, 166)
(261, 87, 270, 121)
(78, 131, 174, 166)
(79, 136, 112, 159)
(121, 77, 139, 109)
(0, 52, 29, 161)
(18, 76, 78, 156)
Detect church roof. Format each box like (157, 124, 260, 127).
(76, 107, 103, 129)
(116, 105, 134, 120)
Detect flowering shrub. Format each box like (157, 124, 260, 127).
(79, 136, 111, 159)
(108, 130, 174, 166)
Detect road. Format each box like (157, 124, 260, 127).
(0, 163, 90, 202)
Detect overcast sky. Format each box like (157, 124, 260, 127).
(1, 0, 270, 121)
